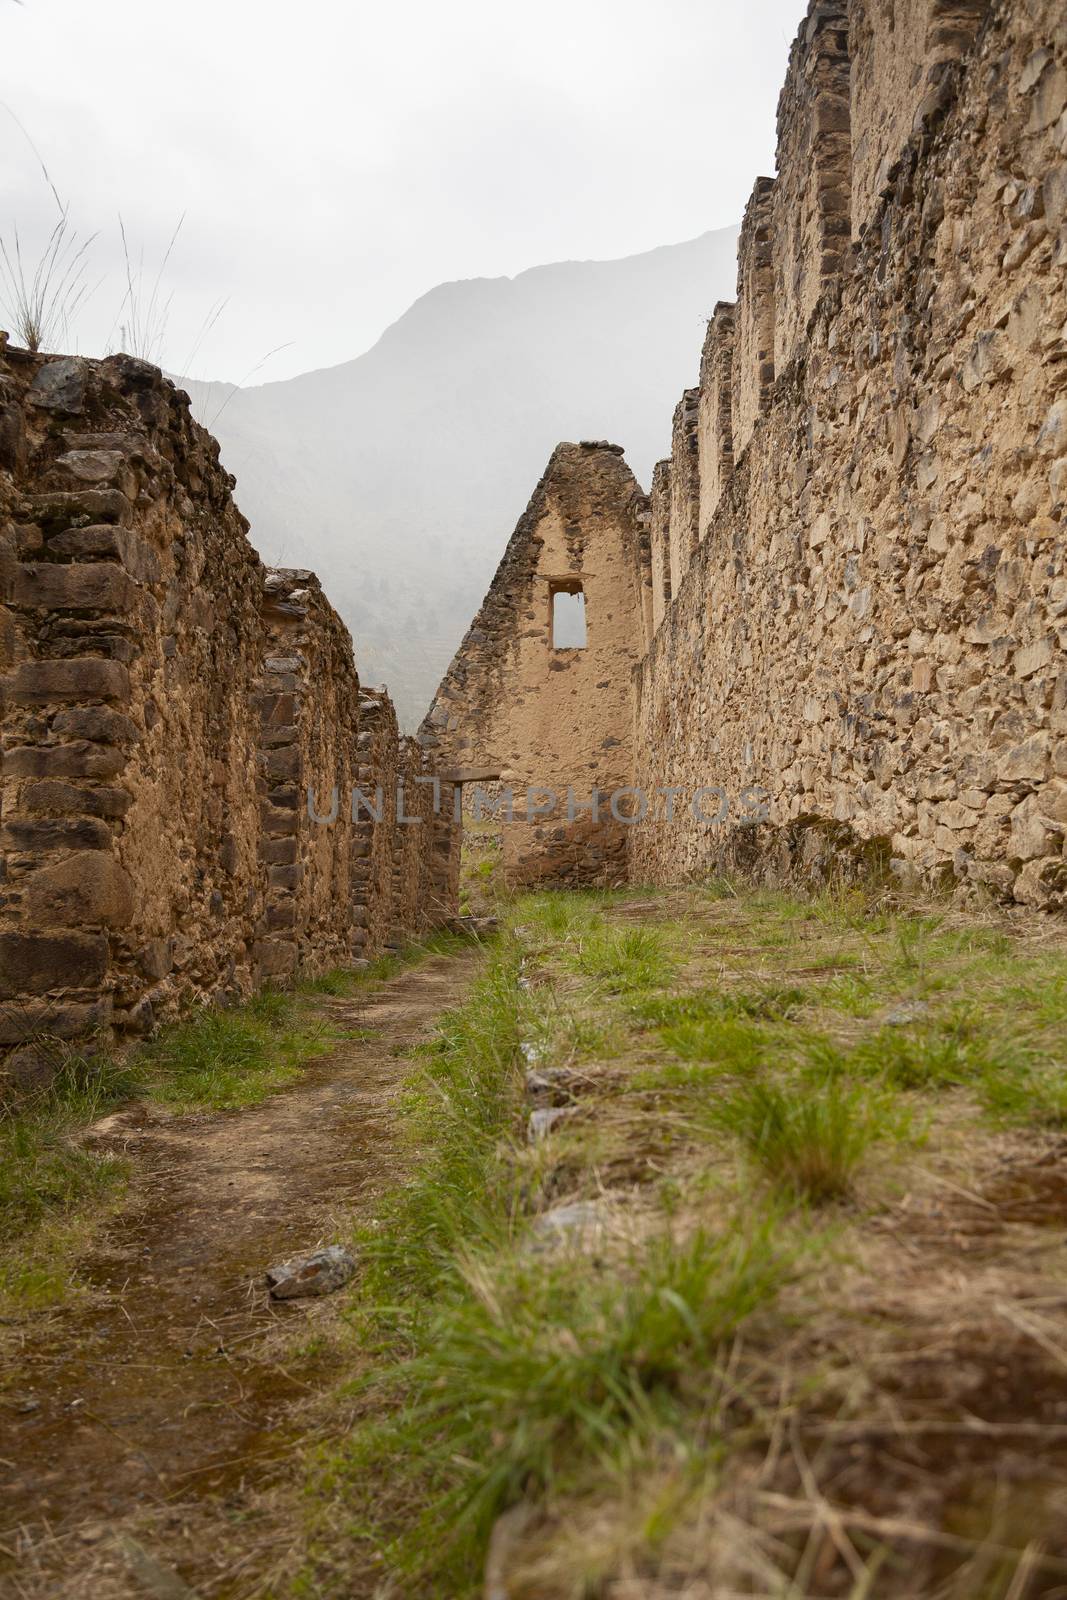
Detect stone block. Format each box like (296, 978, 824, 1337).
(0, 996, 112, 1043)
(25, 853, 136, 928)
(5, 657, 131, 705)
(28, 489, 131, 529)
(11, 561, 139, 614)
(268, 864, 303, 890)
(51, 706, 140, 746)
(0, 930, 109, 998)
(260, 836, 298, 866)
(137, 939, 174, 980)
(254, 938, 298, 978)
(1, 815, 113, 851)
(19, 781, 132, 820)
(27, 357, 89, 413)
(3, 743, 127, 780)
(46, 525, 162, 583)
(262, 745, 300, 782)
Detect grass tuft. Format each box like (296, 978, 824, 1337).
(702, 1076, 914, 1203)
(570, 925, 673, 994)
(328, 1220, 788, 1586)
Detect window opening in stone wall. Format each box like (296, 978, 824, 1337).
(550, 582, 587, 649)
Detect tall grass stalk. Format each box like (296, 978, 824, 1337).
(0, 211, 96, 353)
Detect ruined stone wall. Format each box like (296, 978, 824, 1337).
(697, 304, 736, 535)
(667, 390, 701, 593)
(648, 460, 672, 636)
(0, 349, 453, 1078)
(631, 0, 1067, 911)
(421, 442, 648, 887)
(731, 179, 777, 459)
(255, 568, 364, 982)
(849, 0, 990, 238)
(772, 1, 852, 375)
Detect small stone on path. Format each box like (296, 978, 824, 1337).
(265, 1244, 356, 1299)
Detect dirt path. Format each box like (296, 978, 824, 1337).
(0, 948, 482, 1599)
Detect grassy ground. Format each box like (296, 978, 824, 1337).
(0, 931, 470, 1318)
(288, 882, 1067, 1599)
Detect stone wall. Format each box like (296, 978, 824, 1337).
(667, 390, 701, 595)
(420, 442, 649, 887)
(849, 0, 991, 238)
(254, 567, 364, 983)
(697, 304, 735, 538)
(629, 0, 1067, 911)
(0, 349, 453, 1079)
(772, 1, 852, 375)
(731, 178, 777, 459)
(648, 460, 672, 636)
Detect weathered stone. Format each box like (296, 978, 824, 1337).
(137, 939, 173, 981)
(3, 743, 127, 780)
(0, 931, 109, 997)
(20, 781, 132, 820)
(5, 658, 131, 705)
(46, 525, 162, 583)
(254, 938, 298, 978)
(11, 562, 139, 613)
(51, 707, 140, 746)
(528, 1106, 578, 1142)
(25, 853, 136, 928)
(265, 1245, 356, 1299)
(55, 449, 126, 483)
(0, 997, 111, 1043)
(27, 358, 89, 414)
(1, 815, 112, 851)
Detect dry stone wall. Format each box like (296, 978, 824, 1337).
(630, 0, 1067, 912)
(420, 442, 650, 887)
(732, 177, 778, 458)
(0, 348, 453, 1082)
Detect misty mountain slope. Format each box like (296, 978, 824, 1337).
(187, 225, 738, 726)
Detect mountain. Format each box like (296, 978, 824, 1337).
(186, 226, 739, 727)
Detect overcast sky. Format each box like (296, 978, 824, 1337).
(2, 0, 807, 384)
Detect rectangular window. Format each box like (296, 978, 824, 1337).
(550, 581, 586, 649)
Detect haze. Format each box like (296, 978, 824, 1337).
(2, 0, 806, 383)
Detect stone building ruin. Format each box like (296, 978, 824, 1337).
(1, 0, 1066, 1078)
(426, 0, 1067, 912)
(0, 351, 457, 1082)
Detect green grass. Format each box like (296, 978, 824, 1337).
(137, 993, 338, 1112)
(0, 1053, 137, 1236)
(569, 925, 674, 994)
(334, 1222, 788, 1586)
(702, 1076, 915, 1203)
(358, 937, 525, 1302)
(299, 909, 802, 1592)
(0, 1052, 139, 1310)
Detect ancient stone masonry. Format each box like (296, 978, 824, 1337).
(772, 0, 852, 374)
(648, 461, 672, 636)
(732, 178, 778, 458)
(630, 0, 1067, 911)
(0, 350, 454, 1080)
(435, 0, 1065, 912)
(667, 390, 701, 596)
(420, 442, 650, 887)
